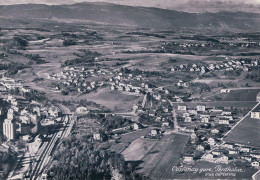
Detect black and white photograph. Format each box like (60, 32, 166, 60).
(0, 0, 259, 179)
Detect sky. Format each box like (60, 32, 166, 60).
(0, 0, 259, 12)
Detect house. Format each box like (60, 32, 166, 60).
(203, 153, 214, 160)
(161, 122, 170, 127)
(183, 112, 190, 117)
(201, 117, 209, 123)
(150, 129, 161, 137)
(188, 109, 197, 115)
(229, 149, 239, 155)
(223, 142, 234, 149)
(149, 110, 156, 117)
(183, 155, 194, 163)
(208, 138, 215, 146)
(218, 155, 229, 163)
(93, 133, 101, 140)
(21, 135, 32, 142)
(218, 119, 230, 125)
(212, 150, 223, 156)
(196, 105, 206, 112)
(250, 152, 260, 159)
(132, 104, 139, 112)
(197, 145, 204, 151)
(251, 111, 260, 119)
(240, 147, 251, 153)
(186, 127, 195, 133)
(185, 117, 192, 123)
(191, 133, 197, 140)
(257, 92, 260, 102)
(220, 89, 231, 93)
(133, 123, 142, 130)
(241, 156, 252, 162)
(178, 105, 187, 111)
(211, 129, 219, 134)
(251, 161, 259, 167)
(76, 106, 89, 114)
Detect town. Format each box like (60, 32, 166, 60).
(0, 1, 260, 180)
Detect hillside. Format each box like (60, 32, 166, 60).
(0, 2, 259, 30)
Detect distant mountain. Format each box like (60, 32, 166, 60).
(0, 2, 259, 31)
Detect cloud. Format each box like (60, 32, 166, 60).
(0, 0, 259, 12)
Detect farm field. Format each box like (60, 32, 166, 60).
(225, 115, 260, 147)
(138, 133, 190, 179)
(120, 128, 152, 143)
(122, 138, 158, 161)
(84, 87, 143, 111)
(222, 89, 260, 101)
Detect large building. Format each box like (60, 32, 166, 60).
(3, 109, 15, 140)
(257, 92, 260, 102)
(251, 111, 260, 119)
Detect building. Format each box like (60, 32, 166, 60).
(196, 105, 206, 112)
(229, 149, 239, 155)
(93, 133, 101, 140)
(197, 145, 204, 151)
(208, 138, 215, 146)
(223, 142, 235, 149)
(251, 111, 260, 119)
(178, 105, 187, 111)
(183, 156, 193, 163)
(133, 123, 142, 130)
(150, 129, 161, 136)
(3, 109, 15, 140)
(251, 161, 259, 167)
(76, 106, 88, 114)
(257, 92, 260, 102)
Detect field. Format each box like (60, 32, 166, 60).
(121, 138, 157, 161)
(222, 89, 260, 101)
(120, 128, 152, 143)
(225, 115, 260, 147)
(109, 128, 153, 154)
(84, 87, 143, 112)
(138, 133, 190, 179)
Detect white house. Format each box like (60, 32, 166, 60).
(196, 105, 206, 112)
(178, 105, 187, 111)
(211, 129, 219, 134)
(76, 106, 89, 114)
(93, 133, 101, 140)
(251, 161, 259, 167)
(251, 111, 260, 119)
(183, 156, 193, 163)
(208, 138, 215, 146)
(229, 150, 239, 155)
(197, 145, 204, 151)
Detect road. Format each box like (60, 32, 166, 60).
(28, 104, 74, 180)
(167, 99, 179, 132)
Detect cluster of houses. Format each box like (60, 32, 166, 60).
(49, 67, 108, 94)
(171, 58, 259, 74)
(177, 104, 237, 127)
(178, 103, 260, 168)
(108, 70, 153, 96)
(39, 106, 62, 126)
(0, 77, 31, 94)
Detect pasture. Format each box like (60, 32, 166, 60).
(138, 133, 190, 179)
(122, 138, 157, 161)
(225, 115, 260, 147)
